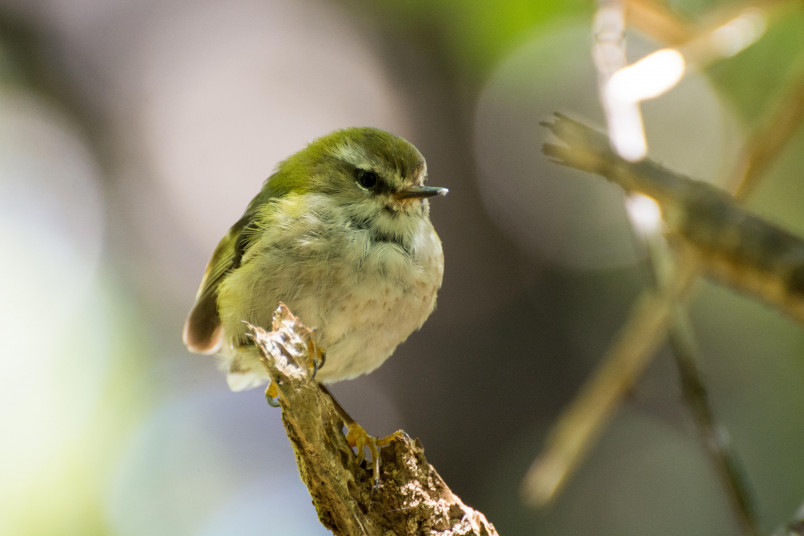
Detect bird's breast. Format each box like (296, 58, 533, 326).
(219, 197, 444, 384)
(298, 225, 443, 382)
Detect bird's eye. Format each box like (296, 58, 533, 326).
(355, 169, 379, 190)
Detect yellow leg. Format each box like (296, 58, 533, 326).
(319, 384, 402, 486)
(344, 423, 404, 486)
(298, 328, 326, 379)
(265, 381, 280, 407)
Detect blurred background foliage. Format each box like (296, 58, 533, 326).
(1, 0, 802, 535)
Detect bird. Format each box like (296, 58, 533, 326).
(182, 126, 447, 403)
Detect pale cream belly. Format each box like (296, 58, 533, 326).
(303, 274, 438, 382)
(218, 234, 442, 390)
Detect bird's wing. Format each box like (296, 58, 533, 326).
(182, 206, 262, 354)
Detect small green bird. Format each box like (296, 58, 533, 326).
(183, 127, 446, 393)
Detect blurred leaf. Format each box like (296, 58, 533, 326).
(360, 0, 589, 75)
(706, 8, 804, 124)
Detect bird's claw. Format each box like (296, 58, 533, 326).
(265, 381, 280, 407)
(310, 345, 326, 380)
(345, 422, 404, 487)
(295, 328, 325, 380)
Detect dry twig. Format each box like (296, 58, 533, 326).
(524, 113, 804, 533)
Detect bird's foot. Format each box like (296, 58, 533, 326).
(265, 380, 280, 407)
(309, 340, 326, 380)
(345, 422, 405, 487)
(318, 384, 402, 486)
(294, 324, 326, 379)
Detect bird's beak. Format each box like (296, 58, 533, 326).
(395, 185, 449, 201)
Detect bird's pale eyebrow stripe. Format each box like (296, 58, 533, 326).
(331, 142, 372, 168)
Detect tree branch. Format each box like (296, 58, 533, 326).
(542, 113, 804, 325)
(248, 304, 499, 536)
